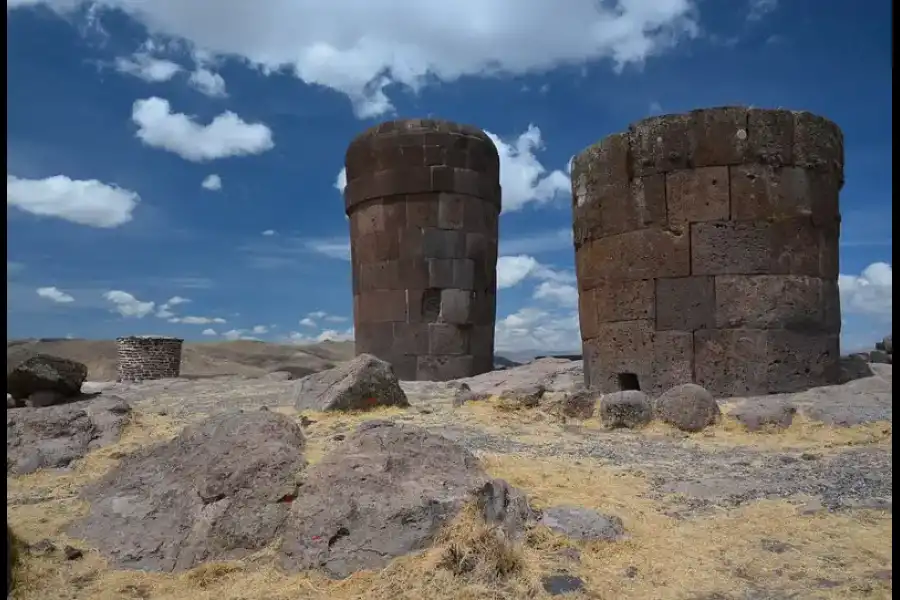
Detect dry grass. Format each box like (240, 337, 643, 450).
(7, 402, 892, 600)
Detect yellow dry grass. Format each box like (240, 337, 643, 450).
(7, 403, 893, 600)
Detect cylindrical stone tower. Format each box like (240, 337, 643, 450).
(116, 336, 184, 382)
(344, 119, 501, 381)
(571, 107, 842, 398)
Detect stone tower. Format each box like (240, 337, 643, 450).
(116, 336, 184, 382)
(344, 119, 501, 381)
(571, 107, 842, 398)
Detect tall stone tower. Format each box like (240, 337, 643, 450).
(344, 119, 501, 381)
(571, 107, 843, 398)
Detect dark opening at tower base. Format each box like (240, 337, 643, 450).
(617, 372, 641, 391)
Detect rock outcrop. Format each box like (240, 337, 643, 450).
(7, 353, 88, 406)
(294, 353, 410, 411)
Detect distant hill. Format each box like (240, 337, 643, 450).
(6, 338, 356, 381)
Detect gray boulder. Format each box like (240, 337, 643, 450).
(7, 396, 131, 475)
(839, 354, 875, 384)
(294, 353, 409, 411)
(68, 410, 307, 572)
(7, 353, 88, 402)
(497, 384, 546, 409)
(538, 505, 625, 541)
(599, 391, 652, 428)
(656, 383, 721, 432)
(556, 388, 598, 419)
(280, 421, 488, 578)
(728, 402, 797, 432)
(475, 478, 536, 540)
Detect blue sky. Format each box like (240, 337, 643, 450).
(7, 0, 892, 353)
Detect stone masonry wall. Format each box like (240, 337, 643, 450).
(116, 336, 184, 382)
(344, 119, 501, 381)
(571, 107, 843, 398)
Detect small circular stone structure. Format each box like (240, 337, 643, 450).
(116, 336, 184, 382)
(571, 106, 843, 398)
(344, 119, 501, 381)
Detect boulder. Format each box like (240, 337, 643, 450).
(556, 388, 598, 419)
(451, 382, 491, 407)
(294, 354, 409, 411)
(538, 505, 625, 541)
(475, 478, 536, 540)
(728, 402, 797, 432)
(655, 384, 721, 432)
(280, 420, 489, 578)
(68, 410, 307, 572)
(869, 350, 891, 365)
(7, 396, 131, 475)
(599, 391, 652, 428)
(7, 353, 88, 402)
(839, 354, 875, 384)
(496, 384, 546, 410)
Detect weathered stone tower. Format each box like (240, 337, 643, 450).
(344, 119, 501, 381)
(571, 107, 842, 398)
(116, 336, 184, 382)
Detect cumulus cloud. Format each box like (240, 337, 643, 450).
(11, 0, 700, 117)
(484, 125, 570, 212)
(201, 174, 222, 191)
(7, 174, 140, 228)
(131, 97, 274, 161)
(36, 286, 75, 303)
(335, 168, 347, 192)
(839, 262, 892, 321)
(261, 229, 276, 236)
(251, 325, 269, 334)
(169, 315, 227, 325)
(299, 317, 316, 327)
(495, 307, 580, 353)
(496, 255, 575, 289)
(288, 327, 355, 344)
(189, 67, 228, 97)
(114, 53, 182, 82)
(304, 238, 352, 261)
(532, 280, 578, 307)
(747, 0, 778, 22)
(103, 290, 155, 318)
(201, 328, 217, 336)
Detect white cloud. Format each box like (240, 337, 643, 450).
(496, 255, 575, 289)
(103, 290, 155, 318)
(131, 97, 274, 161)
(532, 280, 578, 307)
(251, 324, 269, 334)
(156, 307, 175, 319)
(7, 174, 140, 228)
(166, 295, 191, 305)
(201, 328, 217, 336)
(221, 328, 245, 340)
(12, 0, 699, 118)
(500, 228, 572, 255)
(747, 0, 778, 22)
(484, 125, 570, 212)
(299, 317, 316, 327)
(839, 262, 892, 321)
(494, 307, 580, 353)
(308, 311, 327, 319)
(324, 315, 348, 323)
(36, 286, 75, 303)
(114, 53, 182, 82)
(288, 327, 355, 344)
(261, 229, 276, 236)
(304, 238, 352, 260)
(188, 67, 228, 97)
(335, 168, 347, 192)
(170, 315, 227, 325)
(201, 174, 222, 190)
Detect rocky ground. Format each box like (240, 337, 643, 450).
(6, 357, 893, 600)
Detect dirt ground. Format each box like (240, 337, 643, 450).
(6, 365, 893, 600)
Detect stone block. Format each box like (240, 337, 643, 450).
(765, 330, 839, 392)
(422, 229, 465, 259)
(464, 232, 489, 259)
(594, 174, 667, 238)
(428, 259, 455, 288)
(714, 275, 832, 332)
(354, 201, 386, 235)
(730, 165, 840, 223)
(571, 133, 631, 201)
(628, 114, 691, 176)
(453, 259, 475, 290)
(578, 289, 600, 340)
(694, 328, 768, 397)
(398, 227, 424, 259)
(382, 200, 407, 229)
(390, 355, 418, 381)
(792, 111, 844, 173)
(689, 107, 749, 168)
(655, 276, 715, 331)
(461, 196, 488, 232)
(690, 221, 770, 275)
(666, 166, 730, 228)
(359, 260, 400, 292)
(354, 322, 395, 356)
(818, 222, 840, 278)
(590, 279, 655, 324)
(428, 323, 469, 355)
(747, 108, 793, 167)
(393, 322, 429, 355)
(470, 325, 495, 356)
(651, 331, 694, 394)
(585, 321, 654, 393)
(397, 258, 429, 289)
(361, 290, 407, 323)
(439, 289, 473, 324)
(438, 193, 465, 229)
(470, 291, 497, 325)
(406, 196, 439, 228)
(416, 355, 475, 381)
(585, 228, 690, 281)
